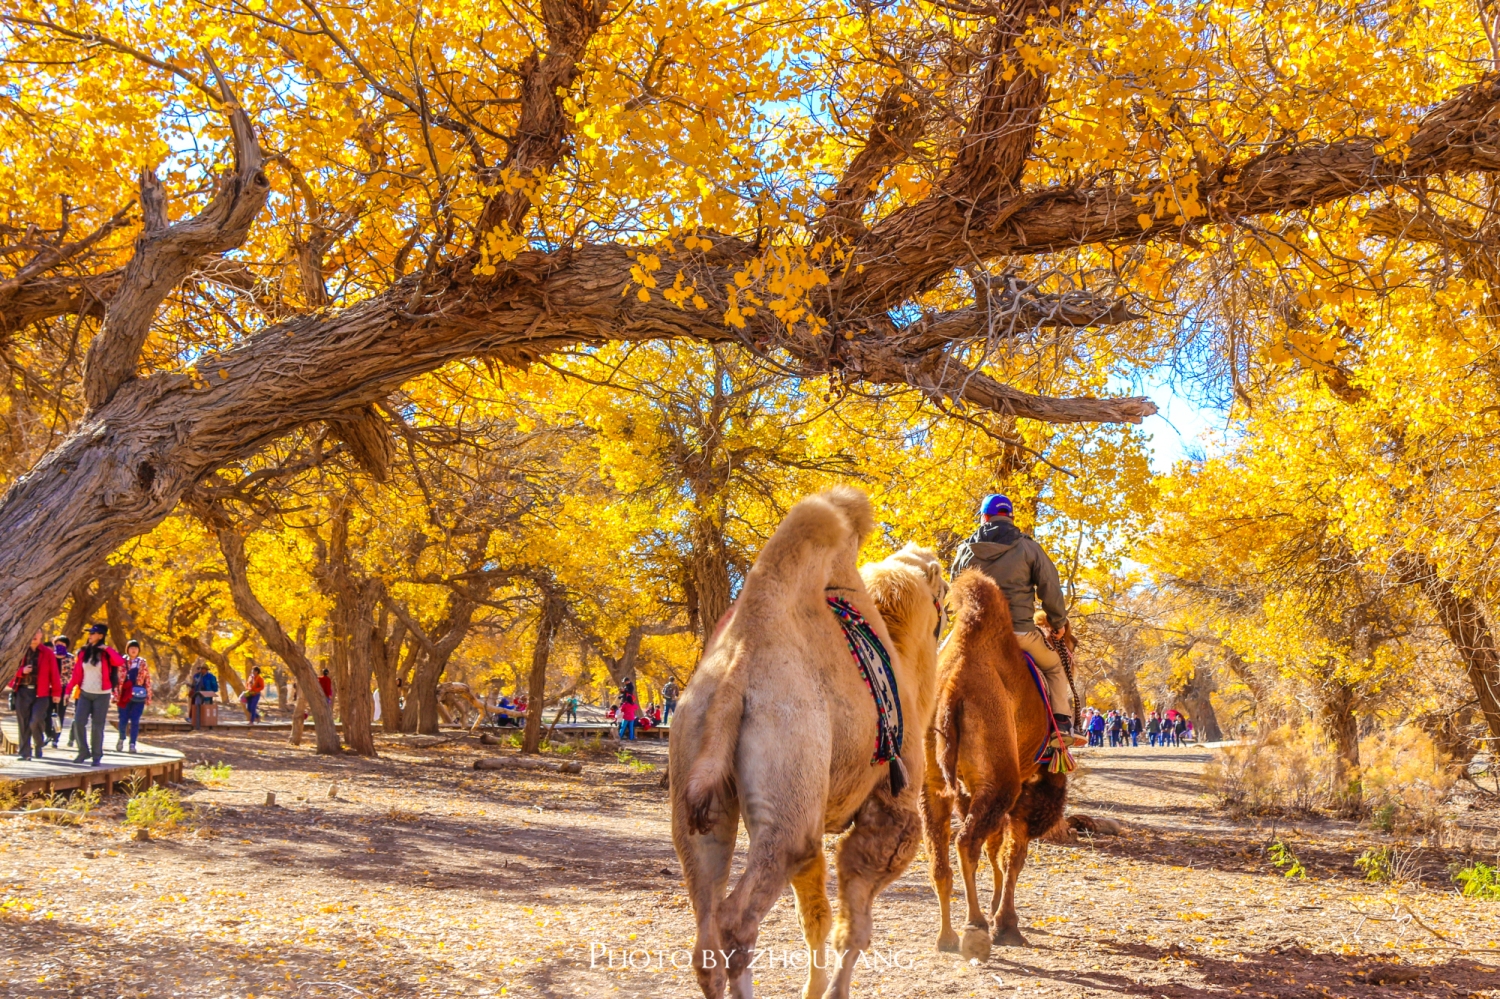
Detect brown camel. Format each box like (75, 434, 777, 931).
(670, 487, 946, 999)
(921, 569, 1071, 962)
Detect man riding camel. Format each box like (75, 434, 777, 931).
(950, 493, 1086, 746)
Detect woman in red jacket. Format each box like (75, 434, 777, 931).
(114, 640, 151, 754)
(9, 630, 62, 761)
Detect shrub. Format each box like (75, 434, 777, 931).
(1268, 839, 1306, 879)
(1204, 724, 1333, 814)
(1356, 846, 1394, 882)
(615, 748, 655, 772)
(125, 786, 185, 832)
(163, 703, 184, 719)
(1454, 861, 1500, 900)
(1358, 726, 1456, 837)
(1204, 722, 1457, 829)
(190, 761, 233, 786)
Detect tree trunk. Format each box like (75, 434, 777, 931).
(1178, 666, 1224, 743)
(1396, 552, 1500, 741)
(178, 632, 247, 696)
(689, 509, 733, 648)
(522, 592, 565, 755)
(290, 689, 307, 746)
(308, 499, 380, 755)
(1320, 678, 1362, 812)
(212, 523, 342, 754)
(372, 612, 408, 733)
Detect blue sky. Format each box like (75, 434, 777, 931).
(1129, 371, 1225, 475)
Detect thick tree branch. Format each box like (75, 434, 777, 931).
(815, 84, 927, 244)
(841, 74, 1500, 312)
(81, 67, 270, 411)
(475, 0, 603, 237)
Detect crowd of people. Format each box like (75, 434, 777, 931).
(481, 676, 682, 740)
(8, 626, 153, 765)
(8, 626, 303, 765)
(1080, 706, 1195, 747)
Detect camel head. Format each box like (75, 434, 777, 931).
(861, 543, 948, 652)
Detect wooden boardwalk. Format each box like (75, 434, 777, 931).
(0, 719, 183, 797)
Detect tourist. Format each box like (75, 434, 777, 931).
(317, 668, 333, 705)
(662, 678, 679, 724)
(1108, 710, 1125, 747)
(114, 640, 151, 753)
(244, 664, 266, 724)
(187, 664, 206, 729)
(1128, 713, 1142, 747)
(67, 624, 121, 765)
(565, 694, 579, 724)
(619, 692, 638, 741)
(1146, 712, 1161, 746)
(1088, 711, 1105, 747)
(1174, 714, 1189, 747)
(9, 630, 62, 761)
(190, 660, 219, 723)
(48, 635, 74, 748)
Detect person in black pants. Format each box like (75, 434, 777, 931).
(9, 631, 62, 761)
(44, 636, 74, 748)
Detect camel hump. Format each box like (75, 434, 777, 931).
(948, 569, 1015, 633)
(745, 486, 872, 589)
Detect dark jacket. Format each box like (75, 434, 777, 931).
(10, 645, 63, 699)
(949, 518, 1067, 632)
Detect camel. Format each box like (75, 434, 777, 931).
(670, 487, 946, 999)
(921, 570, 1072, 962)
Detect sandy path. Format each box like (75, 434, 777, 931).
(0, 734, 1496, 998)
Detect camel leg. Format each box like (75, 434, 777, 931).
(953, 788, 1011, 964)
(675, 793, 741, 998)
(985, 825, 1005, 922)
(790, 853, 832, 999)
(919, 779, 959, 954)
(992, 818, 1031, 947)
(716, 832, 810, 999)
(825, 790, 922, 999)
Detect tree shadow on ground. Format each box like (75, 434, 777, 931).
(0, 908, 463, 997)
(991, 936, 1497, 999)
(1074, 824, 1466, 892)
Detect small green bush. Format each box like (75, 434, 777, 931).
(1268, 839, 1306, 880)
(125, 786, 185, 832)
(1356, 846, 1394, 882)
(163, 703, 184, 719)
(1454, 861, 1499, 899)
(614, 748, 655, 772)
(191, 761, 233, 785)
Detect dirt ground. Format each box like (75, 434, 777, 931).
(1, 732, 1498, 999)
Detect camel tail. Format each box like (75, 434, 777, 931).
(680, 673, 746, 835)
(936, 697, 962, 797)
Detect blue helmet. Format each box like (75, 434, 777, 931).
(979, 493, 1013, 517)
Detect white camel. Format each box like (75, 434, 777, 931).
(670, 486, 946, 999)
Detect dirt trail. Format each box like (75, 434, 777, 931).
(0, 734, 1496, 998)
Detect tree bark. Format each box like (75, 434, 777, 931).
(290, 688, 307, 746)
(177, 632, 247, 696)
(1320, 678, 1362, 811)
(1395, 552, 1500, 741)
(522, 591, 565, 755)
(1178, 667, 1224, 743)
(314, 501, 379, 756)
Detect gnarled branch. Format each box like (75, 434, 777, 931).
(80, 64, 270, 411)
